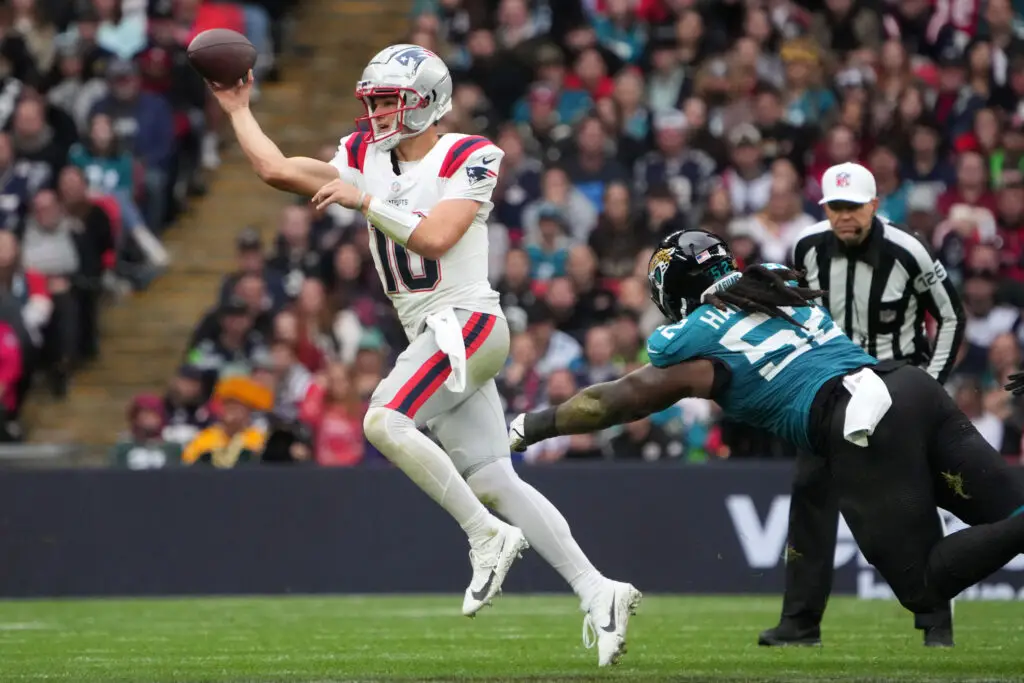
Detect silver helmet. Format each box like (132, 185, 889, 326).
(355, 44, 453, 151)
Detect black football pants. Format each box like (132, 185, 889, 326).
(791, 364, 1024, 622)
(779, 448, 954, 630)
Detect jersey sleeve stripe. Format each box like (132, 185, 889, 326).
(344, 132, 368, 171)
(439, 136, 490, 178)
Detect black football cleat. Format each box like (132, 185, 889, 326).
(758, 622, 822, 647)
(923, 625, 954, 647)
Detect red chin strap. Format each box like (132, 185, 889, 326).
(354, 85, 427, 144)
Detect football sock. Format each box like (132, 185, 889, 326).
(466, 458, 605, 605)
(927, 513, 1024, 600)
(363, 406, 498, 545)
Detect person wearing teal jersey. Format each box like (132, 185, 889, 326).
(68, 112, 147, 234)
(511, 229, 1024, 636)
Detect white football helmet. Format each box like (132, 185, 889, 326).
(355, 44, 453, 151)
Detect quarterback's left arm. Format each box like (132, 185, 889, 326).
(311, 140, 503, 260)
(906, 241, 964, 384)
(509, 360, 716, 451)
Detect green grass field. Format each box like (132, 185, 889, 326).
(0, 595, 1022, 682)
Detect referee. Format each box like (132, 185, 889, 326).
(759, 162, 966, 648)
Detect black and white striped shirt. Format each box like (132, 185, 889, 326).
(792, 217, 966, 384)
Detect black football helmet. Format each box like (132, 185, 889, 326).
(647, 230, 738, 322)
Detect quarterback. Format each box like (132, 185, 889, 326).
(207, 45, 639, 665)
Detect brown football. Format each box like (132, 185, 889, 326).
(187, 28, 256, 85)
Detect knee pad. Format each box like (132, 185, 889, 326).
(466, 459, 519, 510)
(363, 406, 413, 450)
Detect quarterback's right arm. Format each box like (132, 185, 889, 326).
(228, 108, 340, 195)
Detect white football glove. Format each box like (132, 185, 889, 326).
(509, 413, 527, 453)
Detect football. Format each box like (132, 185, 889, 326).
(187, 28, 256, 85)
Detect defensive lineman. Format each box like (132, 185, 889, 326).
(208, 45, 640, 665)
(510, 230, 1024, 630)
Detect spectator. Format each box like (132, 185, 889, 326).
(526, 300, 582, 377)
(606, 416, 682, 461)
(11, 0, 56, 77)
(497, 330, 544, 422)
(869, 143, 910, 225)
(91, 58, 174, 229)
(524, 204, 570, 281)
(21, 189, 79, 394)
(219, 227, 288, 311)
(522, 165, 597, 242)
(268, 205, 322, 300)
(69, 112, 148, 237)
(779, 38, 835, 129)
(495, 247, 537, 314)
(728, 175, 815, 265)
(109, 393, 181, 469)
(161, 364, 212, 447)
(588, 180, 642, 279)
(182, 375, 271, 468)
(634, 109, 715, 223)
(0, 132, 34, 232)
(185, 297, 267, 399)
(46, 37, 109, 133)
(720, 123, 772, 217)
(195, 271, 274, 345)
(11, 95, 69, 193)
(56, 165, 112, 361)
(522, 368, 601, 462)
(571, 324, 620, 387)
(299, 363, 366, 466)
(294, 277, 341, 365)
(0, 320, 23, 441)
(564, 244, 616, 330)
(264, 338, 312, 422)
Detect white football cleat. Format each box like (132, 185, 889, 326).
(462, 522, 529, 617)
(582, 580, 642, 666)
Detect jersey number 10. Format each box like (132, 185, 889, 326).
(372, 227, 441, 293)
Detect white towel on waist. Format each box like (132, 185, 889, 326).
(425, 308, 468, 394)
(842, 367, 892, 447)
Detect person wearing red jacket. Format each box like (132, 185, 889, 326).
(299, 363, 366, 466)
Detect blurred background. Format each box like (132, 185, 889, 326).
(0, 0, 1023, 473)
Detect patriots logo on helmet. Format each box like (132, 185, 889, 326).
(836, 172, 851, 187)
(466, 165, 498, 185)
(386, 46, 434, 70)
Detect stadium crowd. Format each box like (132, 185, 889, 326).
(116, 0, 1024, 469)
(0, 0, 288, 444)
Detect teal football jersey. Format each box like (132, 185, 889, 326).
(646, 303, 876, 450)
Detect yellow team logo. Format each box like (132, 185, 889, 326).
(649, 248, 672, 285)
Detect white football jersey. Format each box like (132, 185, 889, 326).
(329, 132, 505, 340)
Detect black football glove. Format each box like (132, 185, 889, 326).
(1005, 371, 1024, 396)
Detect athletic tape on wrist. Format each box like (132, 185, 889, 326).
(366, 196, 420, 246)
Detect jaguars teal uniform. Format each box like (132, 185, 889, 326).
(646, 303, 875, 451)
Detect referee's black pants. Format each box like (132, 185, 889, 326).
(793, 363, 1024, 621)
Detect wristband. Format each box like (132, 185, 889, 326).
(524, 408, 559, 445)
(366, 196, 421, 246)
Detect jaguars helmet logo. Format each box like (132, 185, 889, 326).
(648, 248, 672, 286)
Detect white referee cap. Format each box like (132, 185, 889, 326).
(819, 162, 877, 205)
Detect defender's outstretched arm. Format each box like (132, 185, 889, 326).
(511, 360, 717, 450)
